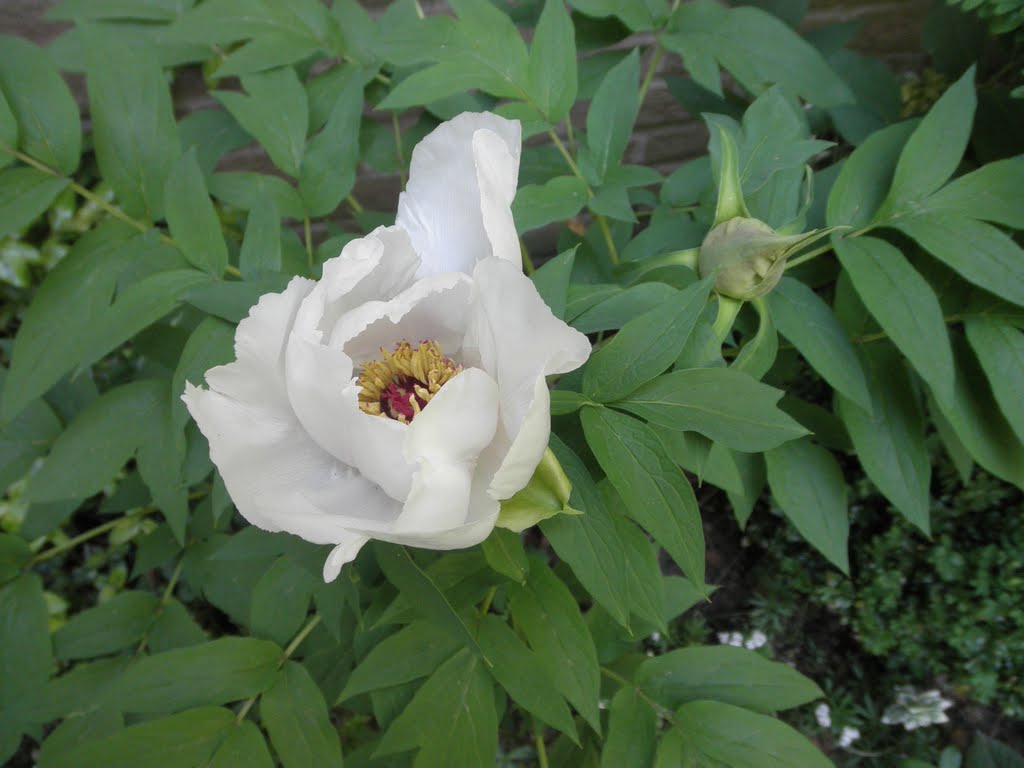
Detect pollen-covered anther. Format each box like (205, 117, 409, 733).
(356, 340, 462, 423)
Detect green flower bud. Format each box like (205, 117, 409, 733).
(495, 448, 581, 532)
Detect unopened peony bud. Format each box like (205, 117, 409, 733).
(495, 448, 580, 532)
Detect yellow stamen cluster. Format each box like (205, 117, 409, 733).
(356, 340, 462, 423)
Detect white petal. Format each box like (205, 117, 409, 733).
(323, 534, 370, 582)
(467, 258, 591, 497)
(393, 368, 500, 534)
(396, 112, 522, 278)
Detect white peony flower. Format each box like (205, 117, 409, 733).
(183, 112, 591, 582)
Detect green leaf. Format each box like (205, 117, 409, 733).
(527, 0, 576, 123)
(826, 120, 916, 228)
(543, 434, 633, 630)
(106, 637, 281, 714)
(965, 317, 1024, 443)
(239, 195, 282, 277)
(81, 24, 181, 220)
(209, 172, 306, 218)
(0, 35, 81, 174)
(0, 90, 16, 171)
(572, 283, 679, 335)
(0, 574, 52, 714)
(921, 156, 1024, 229)
(928, 336, 1024, 490)
(674, 699, 832, 768)
(0, 370, 62, 492)
(616, 368, 808, 452)
(768, 277, 871, 409)
(215, 68, 308, 177)
(249, 556, 314, 646)
(299, 77, 362, 216)
(966, 733, 1024, 768)
(585, 50, 640, 182)
(0, 167, 69, 239)
(581, 407, 705, 589)
(613, 513, 668, 632)
(834, 235, 954, 405)
(765, 437, 849, 573)
(147, 599, 208, 654)
(374, 543, 486, 662)
(477, 615, 578, 740)
(54, 591, 158, 660)
(893, 213, 1024, 309)
(29, 380, 162, 502)
(376, 648, 497, 766)
(530, 247, 576, 320)
(163, 147, 229, 275)
(637, 645, 823, 713)
(877, 66, 976, 219)
(262, 661, 343, 768)
(0, 534, 31, 585)
(601, 687, 657, 768)
(339, 620, 462, 702)
(172, 317, 236, 431)
(733, 297, 777, 380)
(836, 344, 931, 534)
(583, 275, 713, 402)
(207, 721, 274, 768)
(512, 176, 588, 233)
(480, 528, 529, 583)
(42, 706, 235, 768)
(509, 557, 601, 732)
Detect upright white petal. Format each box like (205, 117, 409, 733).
(397, 112, 522, 277)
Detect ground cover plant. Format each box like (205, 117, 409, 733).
(1, 0, 1023, 765)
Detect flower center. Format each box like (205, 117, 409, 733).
(356, 340, 462, 423)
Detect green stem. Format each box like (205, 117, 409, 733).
(596, 214, 620, 265)
(854, 314, 962, 345)
(600, 666, 675, 723)
(712, 295, 743, 343)
(478, 585, 498, 618)
(534, 719, 550, 768)
(236, 614, 322, 724)
(638, 44, 664, 107)
(303, 216, 314, 272)
(136, 558, 186, 655)
(393, 112, 407, 188)
(520, 238, 535, 276)
(346, 194, 364, 214)
(27, 516, 131, 567)
(547, 129, 584, 182)
(784, 242, 834, 270)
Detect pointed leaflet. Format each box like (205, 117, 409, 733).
(249, 557, 314, 646)
(0, 574, 52, 722)
(530, 246, 577, 321)
(674, 700, 832, 768)
(527, 0, 577, 123)
(261, 662, 343, 768)
(732, 296, 777, 380)
(207, 721, 273, 768)
(601, 688, 657, 768)
(876, 66, 976, 220)
(215, 68, 308, 177)
(585, 50, 640, 183)
(615, 368, 808, 452)
(0, 36, 81, 175)
(480, 528, 529, 584)
(508, 557, 602, 732)
(834, 236, 954, 406)
(81, 24, 181, 220)
(164, 147, 229, 275)
(636, 646, 823, 713)
(0, 168, 69, 239)
(239, 195, 282, 278)
(0, 90, 15, 170)
(836, 344, 931, 534)
(581, 407, 705, 590)
(513, 177, 589, 234)
(583, 274, 713, 402)
(921, 155, 1024, 229)
(542, 435, 633, 630)
(299, 77, 362, 217)
(765, 437, 849, 573)
(768, 276, 871, 410)
(53, 591, 159, 661)
(376, 648, 497, 766)
(965, 316, 1024, 443)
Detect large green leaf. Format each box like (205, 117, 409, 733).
(215, 68, 308, 177)
(527, 0, 577, 123)
(834, 235, 954, 406)
(480, 528, 529, 584)
(299, 77, 362, 217)
(582, 407, 705, 589)
(0, 574, 52, 714)
(765, 437, 849, 573)
(530, 247, 576, 321)
(509, 557, 601, 732)
(81, 24, 181, 220)
(673, 700, 832, 768)
(921, 156, 1024, 229)
(376, 648, 497, 767)
(584, 50, 640, 183)
(894, 213, 1024, 309)
(768, 277, 871, 409)
(836, 344, 931, 534)
(0, 35, 81, 174)
(965, 316, 1024, 443)
(583, 274, 712, 402)
(262, 661, 343, 768)
(0, 369, 62, 492)
(54, 591, 159, 661)
(636, 646, 823, 713)
(249, 556, 314, 646)
(616, 368, 807, 451)
(877, 66, 976, 220)
(42, 706, 235, 768)
(207, 721, 274, 768)
(601, 687, 656, 768)
(512, 176, 589, 233)
(163, 147, 229, 275)
(0, 167, 69, 239)
(477, 615, 577, 740)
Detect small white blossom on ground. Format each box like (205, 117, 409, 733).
(717, 631, 744, 647)
(838, 726, 861, 748)
(881, 686, 954, 730)
(815, 703, 832, 728)
(744, 630, 768, 650)
(649, 632, 661, 643)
